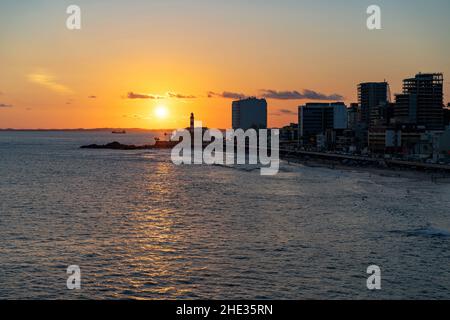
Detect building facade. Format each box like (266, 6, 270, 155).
(298, 103, 347, 137)
(394, 73, 444, 131)
(232, 97, 267, 130)
(358, 82, 389, 127)
(443, 104, 450, 128)
(298, 102, 348, 148)
(280, 123, 299, 142)
(347, 103, 360, 130)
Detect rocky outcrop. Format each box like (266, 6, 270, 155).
(81, 141, 177, 150)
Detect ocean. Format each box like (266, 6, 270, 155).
(0, 131, 449, 299)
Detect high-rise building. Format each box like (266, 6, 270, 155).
(232, 97, 267, 130)
(347, 103, 360, 130)
(394, 73, 444, 130)
(298, 102, 348, 138)
(358, 82, 389, 126)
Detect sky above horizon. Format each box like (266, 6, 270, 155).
(1, 0, 450, 129)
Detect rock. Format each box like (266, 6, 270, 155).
(80, 140, 178, 150)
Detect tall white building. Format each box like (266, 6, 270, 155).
(232, 98, 267, 130)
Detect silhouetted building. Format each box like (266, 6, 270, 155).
(280, 123, 299, 142)
(368, 124, 426, 155)
(298, 102, 347, 148)
(370, 102, 395, 127)
(444, 105, 450, 128)
(232, 97, 267, 130)
(347, 103, 360, 130)
(358, 82, 389, 127)
(394, 73, 444, 131)
(440, 128, 450, 157)
(368, 126, 399, 154)
(345, 103, 368, 152)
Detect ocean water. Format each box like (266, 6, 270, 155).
(0, 131, 449, 300)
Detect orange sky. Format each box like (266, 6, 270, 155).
(1, 0, 449, 129)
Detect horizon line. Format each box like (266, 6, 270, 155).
(0, 128, 177, 132)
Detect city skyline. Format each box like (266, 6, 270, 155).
(1, 0, 450, 129)
(1, 70, 447, 131)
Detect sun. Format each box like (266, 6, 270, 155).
(154, 105, 169, 119)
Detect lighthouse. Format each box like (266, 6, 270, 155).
(190, 113, 194, 130)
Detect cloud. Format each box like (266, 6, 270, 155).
(207, 89, 344, 101)
(126, 89, 343, 101)
(278, 108, 296, 115)
(261, 90, 304, 100)
(0, 103, 13, 108)
(122, 114, 152, 120)
(302, 89, 344, 101)
(208, 91, 248, 99)
(260, 89, 344, 101)
(167, 92, 196, 99)
(127, 92, 165, 99)
(28, 71, 73, 94)
(127, 92, 196, 100)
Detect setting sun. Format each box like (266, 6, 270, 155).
(154, 105, 169, 119)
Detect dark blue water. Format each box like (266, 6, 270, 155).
(0, 131, 449, 299)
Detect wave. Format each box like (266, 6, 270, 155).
(212, 163, 261, 173)
(410, 226, 450, 238)
(391, 224, 450, 238)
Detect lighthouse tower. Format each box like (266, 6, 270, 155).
(190, 113, 194, 130)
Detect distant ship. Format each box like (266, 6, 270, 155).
(112, 130, 126, 134)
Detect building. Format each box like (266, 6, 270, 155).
(298, 102, 348, 148)
(347, 103, 360, 130)
(370, 102, 394, 127)
(358, 82, 389, 127)
(279, 123, 299, 142)
(368, 124, 426, 156)
(444, 105, 450, 128)
(439, 127, 450, 159)
(368, 127, 398, 154)
(394, 73, 444, 131)
(298, 102, 347, 137)
(232, 97, 267, 130)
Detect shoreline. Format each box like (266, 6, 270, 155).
(79, 141, 450, 181)
(282, 155, 450, 181)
